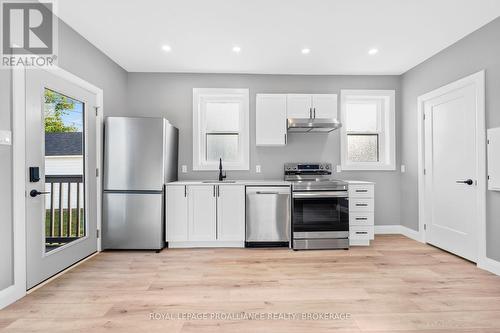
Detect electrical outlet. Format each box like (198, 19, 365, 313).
(256, 165, 261, 173)
(336, 165, 341, 173)
(181, 165, 188, 173)
(401, 165, 406, 173)
(0, 130, 12, 146)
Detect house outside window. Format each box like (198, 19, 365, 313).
(192, 88, 249, 170)
(340, 90, 396, 170)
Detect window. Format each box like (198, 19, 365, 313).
(340, 90, 396, 170)
(193, 88, 249, 170)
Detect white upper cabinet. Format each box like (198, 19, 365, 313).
(217, 185, 245, 241)
(312, 94, 338, 119)
(256, 94, 287, 146)
(286, 94, 337, 119)
(286, 94, 313, 118)
(166, 186, 188, 241)
(188, 185, 217, 241)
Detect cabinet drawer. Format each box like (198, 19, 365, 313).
(349, 212, 374, 226)
(349, 198, 374, 212)
(350, 226, 374, 240)
(348, 185, 374, 198)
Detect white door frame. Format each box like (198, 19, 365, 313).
(417, 70, 486, 264)
(0, 65, 103, 309)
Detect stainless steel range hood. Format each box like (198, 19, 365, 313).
(287, 118, 342, 133)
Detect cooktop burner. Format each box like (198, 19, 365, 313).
(284, 162, 348, 191)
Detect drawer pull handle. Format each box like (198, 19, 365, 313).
(356, 203, 368, 206)
(355, 231, 368, 235)
(355, 217, 368, 220)
(356, 189, 368, 192)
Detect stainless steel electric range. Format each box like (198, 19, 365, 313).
(285, 162, 349, 250)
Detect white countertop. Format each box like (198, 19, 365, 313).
(167, 180, 291, 186)
(342, 180, 375, 185)
(168, 179, 374, 186)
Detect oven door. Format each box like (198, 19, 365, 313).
(292, 191, 349, 235)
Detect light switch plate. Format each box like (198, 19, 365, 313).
(336, 165, 341, 173)
(256, 165, 261, 173)
(401, 165, 406, 173)
(0, 130, 12, 145)
(181, 165, 187, 173)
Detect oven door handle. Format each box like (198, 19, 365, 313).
(293, 191, 348, 198)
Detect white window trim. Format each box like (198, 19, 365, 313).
(340, 90, 396, 171)
(192, 88, 249, 171)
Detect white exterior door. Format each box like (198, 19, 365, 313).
(216, 185, 245, 241)
(166, 186, 188, 241)
(26, 68, 98, 289)
(312, 94, 337, 119)
(423, 83, 478, 262)
(286, 94, 312, 118)
(188, 185, 216, 241)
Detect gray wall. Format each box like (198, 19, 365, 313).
(126, 73, 402, 226)
(401, 17, 500, 260)
(0, 18, 128, 291)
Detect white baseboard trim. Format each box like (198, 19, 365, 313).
(478, 257, 500, 276)
(168, 241, 245, 248)
(374, 225, 401, 234)
(0, 285, 25, 310)
(375, 225, 423, 242)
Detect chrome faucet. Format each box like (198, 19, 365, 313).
(218, 158, 226, 181)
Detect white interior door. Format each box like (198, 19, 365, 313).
(26, 68, 98, 289)
(424, 84, 478, 262)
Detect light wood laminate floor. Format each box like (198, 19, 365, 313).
(1, 235, 500, 332)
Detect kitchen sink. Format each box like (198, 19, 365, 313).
(201, 180, 237, 183)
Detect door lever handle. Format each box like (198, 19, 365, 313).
(30, 190, 50, 197)
(456, 179, 474, 185)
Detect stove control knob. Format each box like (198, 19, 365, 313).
(325, 165, 330, 169)
(319, 165, 323, 169)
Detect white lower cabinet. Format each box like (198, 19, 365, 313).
(166, 185, 188, 241)
(166, 184, 245, 247)
(217, 185, 245, 241)
(348, 183, 375, 246)
(188, 185, 217, 241)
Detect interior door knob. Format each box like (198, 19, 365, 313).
(456, 179, 474, 185)
(30, 190, 50, 197)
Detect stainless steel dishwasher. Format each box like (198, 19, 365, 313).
(245, 186, 291, 247)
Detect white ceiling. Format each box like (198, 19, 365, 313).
(58, 0, 500, 75)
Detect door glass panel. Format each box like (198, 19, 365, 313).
(44, 88, 85, 253)
(347, 134, 379, 162)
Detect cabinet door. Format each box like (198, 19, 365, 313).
(287, 94, 312, 118)
(217, 185, 245, 241)
(256, 94, 287, 146)
(166, 186, 188, 241)
(312, 94, 337, 119)
(188, 185, 217, 241)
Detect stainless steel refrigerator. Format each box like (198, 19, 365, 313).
(102, 117, 178, 250)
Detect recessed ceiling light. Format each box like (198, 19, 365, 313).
(368, 48, 379, 55)
(232, 46, 241, 53)
(162, 45, 172, 52)
(301, 48, 311, 54)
